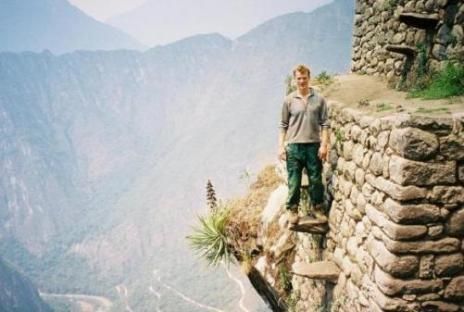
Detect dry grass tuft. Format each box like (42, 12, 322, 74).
(228, 166, 282, 227)
(225, 165, 282, 260)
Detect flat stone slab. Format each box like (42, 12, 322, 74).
(386, 45, 417, 57)
(291, 261, 340, 283)
(289, 216, 328, 234)
(399, 13, 439, 29)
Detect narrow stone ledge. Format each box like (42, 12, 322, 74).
(366, 204, 427, 240)
(289, 217, 329, 234)
(385, 45, 417, 57)
(384, 198, 441, 225)
(375, 266, 443, 296)
(367, 237, 419, 278)
(389, 155, 456, 186)
(291, 261, 340, 283)
(366, 174, 427, 201)
(399, 13, 440, 29)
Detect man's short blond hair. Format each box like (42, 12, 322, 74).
(292, 64, 311, 78)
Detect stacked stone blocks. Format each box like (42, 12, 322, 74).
(352, 0, 464, 85)
(325, 102, 464, 311)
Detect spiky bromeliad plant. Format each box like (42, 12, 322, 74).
(187, 206, 233, 266)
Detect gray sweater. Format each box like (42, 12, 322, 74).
(279, 88, 329, 144)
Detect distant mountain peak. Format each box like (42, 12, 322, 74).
(0, 0, 144, 54)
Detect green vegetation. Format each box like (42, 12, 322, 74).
(278, 264, 292, 292)
(335, 129, 343, 145)
(314, 71, 334, 87)
(287, 290, 301, 312)
(187, 205, 233, 266)
(416, 43, 428, 82)
(409, 62, 464, 99)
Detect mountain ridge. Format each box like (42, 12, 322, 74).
(0, 0, 354, 310)
(0, 0, 144, 54)
(108, 0, 332, 46)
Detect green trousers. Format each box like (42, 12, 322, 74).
(286, 143, 324, 211)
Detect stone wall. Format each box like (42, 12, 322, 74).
(241, 102, 463, 311)
(325, 102, 464, 311)
(352, 0, 464, 86)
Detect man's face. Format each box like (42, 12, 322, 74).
(295, 71, 309, 92)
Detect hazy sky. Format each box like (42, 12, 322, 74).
(68, 0, 146, 21)
(69, 0, 332, 46)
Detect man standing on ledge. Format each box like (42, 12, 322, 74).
(278, 64, 329, 226)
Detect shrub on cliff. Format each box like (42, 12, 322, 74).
(187, 205, 233, 266)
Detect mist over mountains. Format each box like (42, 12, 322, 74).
(0, 0, 354, 310)
(108, 0, 332, 46)
(0, 0, 143, 54)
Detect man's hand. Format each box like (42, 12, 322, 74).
(278, 146, 287, 161)
(318, 144, 328, 161)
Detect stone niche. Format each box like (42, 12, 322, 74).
(325, 102, 464, 312)
(351, 0, 464, 87)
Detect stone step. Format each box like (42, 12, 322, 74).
(289, 216, 329, 234)
(385, 44, 417, 57)
(291, 261, 340, 283)
(399, 13, 439, 29)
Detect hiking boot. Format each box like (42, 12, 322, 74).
(287, 210, 300, 226)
